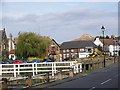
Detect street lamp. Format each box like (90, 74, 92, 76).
(101, 26, 105, 67)
(113, 37, 116, 63)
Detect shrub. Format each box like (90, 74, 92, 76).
(27, 57, 44, 61)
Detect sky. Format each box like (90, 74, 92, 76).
(0, 1, 119, 44)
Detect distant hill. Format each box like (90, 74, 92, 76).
(72, 34, 94, 41)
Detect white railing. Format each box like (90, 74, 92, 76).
(0, 61, 82, 77)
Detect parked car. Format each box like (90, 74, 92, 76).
(4, 60, 14, 64)
(0, 60, 5, 64)
(42, 57, 54, 62)
(21, 59, 30, 63)
(13, 60, 24, 64)
(31, 60, 40, 63)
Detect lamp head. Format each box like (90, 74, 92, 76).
(101, 26, 105, 31)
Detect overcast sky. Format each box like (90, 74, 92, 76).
(0, 1, 118, 44)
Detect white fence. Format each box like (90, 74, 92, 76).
(0, 61, 82, 77)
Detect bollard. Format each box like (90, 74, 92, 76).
(58, 69, 62, 80)
(69, 68, 74, 77)
(100, 61, 103, 68)
(83, 61, 86, 72)
(2, 78, 8, 90)
(0, 82, 2, 90)
(90, 61, 93, 70)
(26, 75, 32, 87)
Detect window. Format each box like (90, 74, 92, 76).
(67, 49, 69, 52)
(63, 50, 65, 53)
(67, 54, 69, 57)
(71, 49, 74, 52)
(4, 45, 5, 49)
(63, 54, 66, 58)
(80, 49, 84, 52)
(11, 55, 14, 58)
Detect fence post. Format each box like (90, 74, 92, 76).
(32, 63, 35, 76)
(45, 72, 50, 83)
(79, 63, 82, 72)
(14, 64, 16, 77)
(18, 64, 20, 75)
(76, 63, 79, 73)
(90, 61, 93, 70)
(26, 75, 32, 87)
(84, 61, 86, 72)
(35, 63, 38, 75)
(58, 69, 62, 80)
(54, 62, 57, 74)
(0, 64, 2, 77)
(52, 63, 54, 77)
(2, 78, 8, 90)
(69, 68, 74, 77)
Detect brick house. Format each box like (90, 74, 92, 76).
(60, 40, 97, 61)
(48, 39, 60, 61)
(0, 28, 9, 59)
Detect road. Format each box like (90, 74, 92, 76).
(47, 63, 119, 89)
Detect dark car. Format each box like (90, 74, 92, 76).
(21, 59, 30, 63)
(31, 60, 40, 63)
(42, 57, 54, 62)
(4, 60, 14, 64)
(0, 60, 5, 64)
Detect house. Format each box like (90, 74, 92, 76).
(8, 33, 15, 51)
(48, 38, 60, 61)
(9, 49, 16, 60)
(7, 35, 60, 61)
(60, 40, 97, 61)
(7, 33, 16, 60)
(0, 28, 9, 59)
(94, 37, 119, 56)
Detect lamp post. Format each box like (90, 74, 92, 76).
(113, 37, 116, 63)
(101, 26, 105, 67)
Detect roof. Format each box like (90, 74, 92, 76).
(0, 30, 3, 43)
(14, 37, 18, 45)
(52, 39, 60, 47)
(72, 34, 94, 41)
(99, 38, 115, 45)
(60, 40, 97, 50)
(10, 50, 15, 54)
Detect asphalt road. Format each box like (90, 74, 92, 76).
(47, 63, 119, 89)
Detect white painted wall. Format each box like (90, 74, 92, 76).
(94, 38, 103, 47)
(79, 52, 90, 58)
(8, 39, 15, 51)
(9, 54, 16, 60)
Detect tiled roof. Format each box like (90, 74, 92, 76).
(99, 38, 115, 45)
(10, 50, 15, 54)
(60, 40, 97, 50)
(72, 34, 94, 41)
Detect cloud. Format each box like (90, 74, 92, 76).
(2, 0, 119, 2)
(2, 7, 117, 43)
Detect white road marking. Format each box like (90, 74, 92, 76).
(101, 79, 111, 85)
(89, 87, 95, 90)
